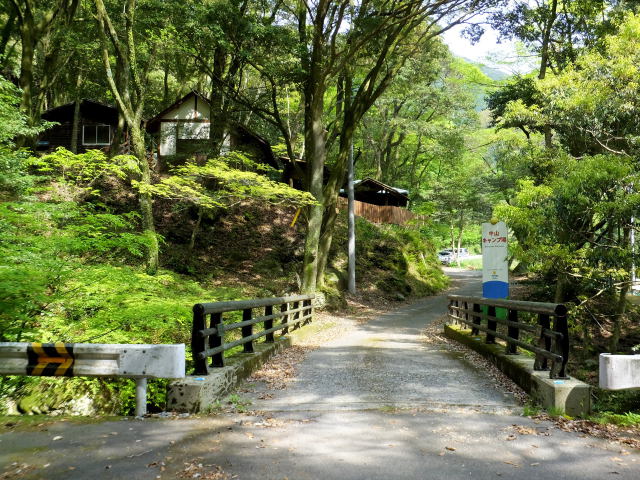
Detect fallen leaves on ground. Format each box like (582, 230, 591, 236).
(511, 425, 540, 435)
(534, 413, 640, 449)
(249, 345, 311, 390)
(0, 463, 37, 480)
(177, 459, 231, 479)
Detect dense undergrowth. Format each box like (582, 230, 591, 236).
(0, 157, 446, 415)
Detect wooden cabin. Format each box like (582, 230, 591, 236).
(340, 178, 410, 207)
(146, 91, 277, 169)
(38, 100, 120, 153)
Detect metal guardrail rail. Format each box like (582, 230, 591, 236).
(0, 343, 185, 416)
(191, 294, 315, 374)
(447, 295, 570, 379)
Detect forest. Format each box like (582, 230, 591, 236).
(1, 0, 640, 419)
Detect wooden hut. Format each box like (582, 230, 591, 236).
(38, 100, 120, 153)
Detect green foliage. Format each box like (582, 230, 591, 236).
(496, 153, 640, 294)
(226, 393, 251, 413)
(138, 152, 316, 210)
(0, 200, 153, 343)
(539, 13, 640, 157)
(32, 148, 140, 198)
(329, 213, 449, 299)
(592, 411, 640, 427)
(0, 76, 49, 198)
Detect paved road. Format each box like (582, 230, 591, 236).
(1, 270, 638, 479)
(247, 269, 516, 413)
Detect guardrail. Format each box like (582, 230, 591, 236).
(0, 343, 185, 416)
(447, 295, 569, 379)
(191, 294, 315, 374)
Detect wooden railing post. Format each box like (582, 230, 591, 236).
(552, 313, 570, 378)
(506, 309, 519, 354)
(281, 303, 289, 335)
(453, 299, 459, 325)
(303, 299, 312, 325)
(291, 301, 300, 330)
(472, 303, 481, 335)
(242, 308, 254, 353)
(486, 305, 497, 344)
(209, 312, 224, 367)
(265, 305, 274, 343)
(534, 314, 551, 370)
(192, 304, 209, 374)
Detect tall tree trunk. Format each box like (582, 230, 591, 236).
(70, 72, 83, 153)
(539, 0, 558, 149)
(18, 23, 35, 124)
(209, 48, 227, 156)
(316, 127, 352, 287)
(95, 0, 158, 274)
(131, 125, 159, 274)
(70, 99, 81, 153)
(0, 7, 16, 69)
(301, 80, 326, 293)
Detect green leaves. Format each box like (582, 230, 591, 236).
(139, 153, 316, 210)
(32, 147, 140, 198)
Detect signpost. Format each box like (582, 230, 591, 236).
(482, 220, 509, 299)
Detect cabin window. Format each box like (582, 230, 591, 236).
(178, 122, 209, 140)
(83, 125, 111, 146)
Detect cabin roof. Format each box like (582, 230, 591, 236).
(341, 178, 409, 198)
(146, 90, 210, 130)
(41, 99, 119, 124)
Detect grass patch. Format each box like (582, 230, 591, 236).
(456, 257, 483, 270)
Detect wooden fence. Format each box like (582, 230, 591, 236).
(447, 294, 570, 379)
(337, 197, 426, 225)
(191, 294, 314, 374)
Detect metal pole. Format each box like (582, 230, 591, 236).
(632, 215, 637, 292)
(135, 377, 147, 417)
(348, 139, 356, 294)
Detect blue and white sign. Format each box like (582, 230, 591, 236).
(482, 221, 509, 298)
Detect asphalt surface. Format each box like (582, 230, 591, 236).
(1, 269, 639, 479)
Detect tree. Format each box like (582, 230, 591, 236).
(93, 0, 163, 274)
(491, 13, 640, 350)
(299, 0, 507, 292)
(6, 0, 80, 125)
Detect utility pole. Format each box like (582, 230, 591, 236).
(348, 139, 356, 294)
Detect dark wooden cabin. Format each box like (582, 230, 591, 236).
(340, 178, 410, 207)
(38, 100, 119, 153)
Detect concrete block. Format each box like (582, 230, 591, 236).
(599, 353, 640, 390)
(168, 337, 291, 412)
(444, 324, 591, 416)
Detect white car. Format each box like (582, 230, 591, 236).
(438, 248, 469, 264)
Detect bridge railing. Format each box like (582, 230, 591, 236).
(447, 295, 569, 379)
(191, 294, 315, 374)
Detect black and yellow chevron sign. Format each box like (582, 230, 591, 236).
(26, 343, 75, 376)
